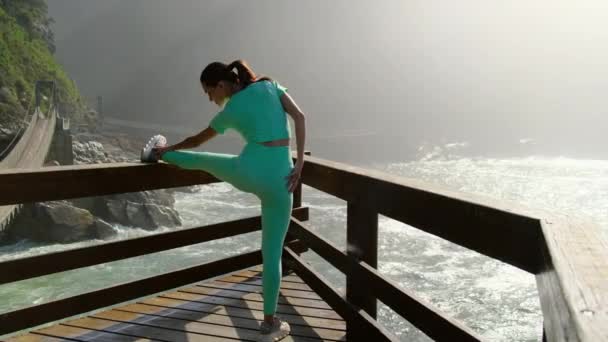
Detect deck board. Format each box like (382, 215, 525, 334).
(199, 281, 322, 300)
(159, 291, 341, 320)
(236, 270, 305, 284)
(215, 276, 314, 292)
(138, 297, 346, 330)
(181, 286, 332, 309)
(7, 268, 346, 342)
(16, 324, 156, 342)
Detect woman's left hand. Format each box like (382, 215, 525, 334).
(286, 163, 303, 193)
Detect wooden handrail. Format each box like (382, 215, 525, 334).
(300, 155, 543, 273)
(0, 152, 310, 206)
(536, 216, 608, 341)
(0, 163, 220, 206)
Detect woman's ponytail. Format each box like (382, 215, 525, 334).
(226, 60, 257, 87)
(200, 59, 272, 88)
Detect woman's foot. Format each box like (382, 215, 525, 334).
(257, 316, 290, 342)
(140, 134, 167, 163)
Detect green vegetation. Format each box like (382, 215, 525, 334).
(0, 0, 85, 128)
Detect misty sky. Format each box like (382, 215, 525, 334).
(47, 1, 608, 158)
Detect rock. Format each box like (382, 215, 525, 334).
(126, 201, 152, 229)
(6, 201, 99, 243)
(146, 190, 176, 207)
(112, 190, 175, 207)
(44, 160, 60, 167)
(70, 190, 181, 230)
(41, 202, 95, 242)
(70, 197, 97, 214)
(65, 134, 181, 230)
(72, 140, 109, 164)
(94, 218, 116, 240)
(106, 199, 130, 225)
(43, 201, 93, 225)
(165, 185, 201, 194)
(145, 203, 181, 228)
(123, 201, 182, 230)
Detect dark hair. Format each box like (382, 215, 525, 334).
(200, 60, 271, 88)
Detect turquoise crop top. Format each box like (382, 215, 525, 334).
(209, 80, 292, 143)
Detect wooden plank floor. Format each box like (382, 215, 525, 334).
(7, 267, 346, 342)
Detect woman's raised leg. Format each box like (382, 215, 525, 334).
(162, 150, 244, 187)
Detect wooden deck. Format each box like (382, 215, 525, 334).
(7, 267, 346, 342)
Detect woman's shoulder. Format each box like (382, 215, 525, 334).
(234, 80, 283, 104)
(254, 79, 275, 88)
(258, 79, 287, 93)
(246, 80, 280, 95)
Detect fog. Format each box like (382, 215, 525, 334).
(47, 0, 608, 161)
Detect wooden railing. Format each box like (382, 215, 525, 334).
(0, 154, 606, 341)
(294, 155, 607, 342)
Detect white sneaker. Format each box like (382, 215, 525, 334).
(257, 317, 290, 342)
(140, 134, 167, 163)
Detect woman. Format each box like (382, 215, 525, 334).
(142, 59, 306, 342)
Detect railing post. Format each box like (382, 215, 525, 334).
(346, 200, 378, 340)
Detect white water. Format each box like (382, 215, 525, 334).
(2, 153, 608, 341)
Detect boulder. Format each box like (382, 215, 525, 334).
(94, 218, 117, 240)
(145, 203, 182, 228)
(70, 190, 181, 230)
(6, 201, 100, 243)
(106, 199, 130, 225)
(37, 202, 94, 243)
(165, 185, 201, 194)
(66, 136, 182, 230)
(126, 201, 151, 229)
(72, 140, 108, 164)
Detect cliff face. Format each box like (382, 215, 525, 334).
(0, 0, 84, 130)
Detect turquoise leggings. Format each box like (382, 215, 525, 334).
(162, 143, 294, 315)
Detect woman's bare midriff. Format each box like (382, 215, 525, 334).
(259, 138, 290, 147)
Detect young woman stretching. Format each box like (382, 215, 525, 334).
(142, 59, 306, 342)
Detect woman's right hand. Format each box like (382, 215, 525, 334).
(286, 163, 303, 193)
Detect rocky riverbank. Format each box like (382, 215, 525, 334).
(2, 129, 192, 244)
